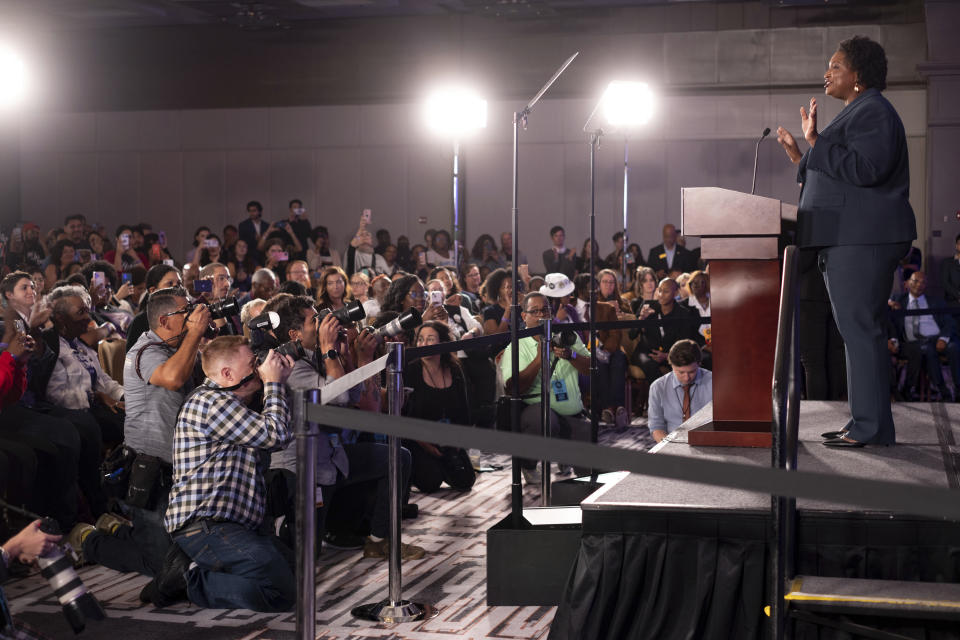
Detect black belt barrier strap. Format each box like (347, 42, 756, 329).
(307, 404, 960, 521)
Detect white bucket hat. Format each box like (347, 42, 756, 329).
(540, 273, 574, 298)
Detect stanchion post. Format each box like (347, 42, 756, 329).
(352, 342, 437, 623)
(540, 316, 552, 506)
(294, 388, 319, 640)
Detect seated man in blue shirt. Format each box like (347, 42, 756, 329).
(647, 339, 713, 443)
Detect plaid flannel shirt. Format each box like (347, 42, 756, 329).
(164, 380, 291, 533)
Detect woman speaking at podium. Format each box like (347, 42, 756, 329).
(776, 35, 916, 447)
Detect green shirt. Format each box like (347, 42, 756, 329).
(500, 335, 589, 416)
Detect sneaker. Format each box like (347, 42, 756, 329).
(140, 543, 191, 608)
(601, 408, 614, 424)
(615, 406, 630, 429)
(521, 466, 541, 484)
(322, 530, 366, 550)
(401, 503, 419, 520)
(94, 512, 132, 534)
(362, 537, 426, 561)
(65, 523, 96, 564)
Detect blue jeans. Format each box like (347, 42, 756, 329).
(174, 521, 295, 612)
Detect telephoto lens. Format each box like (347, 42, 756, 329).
(36, 518, 106, 634)
(208, 296, 240, 320)
(317, 299, 366, 325)
(551, 330, 577, 348)
(366, 307, 422, 338)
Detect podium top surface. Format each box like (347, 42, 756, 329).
(681, 187, 797, 238)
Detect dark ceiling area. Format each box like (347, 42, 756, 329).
(0, 0, 915, 31)
(0, 0, 925, 112)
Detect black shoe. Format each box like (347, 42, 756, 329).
(322, 530, 366, 550)
(820, 430, 847, 439)
(822, 437, 865, 448)
(401, 503, 419, 520)
(141, 543, 190, 608)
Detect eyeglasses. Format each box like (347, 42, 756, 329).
(524, 307, 550, 316)
(205, 274, 233, 284)
(162, 307, 190, 319)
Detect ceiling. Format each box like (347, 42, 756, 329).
(0, 0, 863, 31)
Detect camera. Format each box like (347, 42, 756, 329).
(366, 307, 422, 339)
(551, 329, 577, 349)
(207, 296, 240, 320)
(254, 339, 306, 365)
(317, 299, 366, 326)
(36, 517, 107, 633)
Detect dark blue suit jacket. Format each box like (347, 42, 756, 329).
(796, 88, 916, 248)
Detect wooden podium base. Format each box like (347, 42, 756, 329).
(687, 421, 772, 448)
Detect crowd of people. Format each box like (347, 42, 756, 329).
(0, 198, 948, 614)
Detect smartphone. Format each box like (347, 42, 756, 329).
(276, 220, 287, 229)
(361, 209, 372, 225)
(626, 253, 635, 264)
(417, 253, 427, 268)
(276, 251, 289, 262)
(151, 244, 162, 259)
(92, 271, 106, 289)
(204, 238, 219, 248)
(11, 227, 22, 242)
(121, 272, 132, 284)
(193, 279, 213, 293)
(429, 290, 444, 306)
(13, 318, 26, 334)
(121, 234, 130, 250)
(294, 207, 305, 216)
(163, 259, 175, 267)
(158, 231, 167, 247)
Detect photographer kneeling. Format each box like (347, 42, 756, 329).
(77, 287, 209, 586)
(163, 337, 297, 612)
(262, 294, 425, 561)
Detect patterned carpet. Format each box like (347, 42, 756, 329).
(6, 421, 655, 640)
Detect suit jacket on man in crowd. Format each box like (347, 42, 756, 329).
(646, 244, 696, 275)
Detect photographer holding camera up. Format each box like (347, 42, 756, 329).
(262, 294, 425, 560)
(162, 336, 296, 612)
(73, 286, 210, 584)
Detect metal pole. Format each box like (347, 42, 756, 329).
(352, 343, 437, 623)
(452, 140, 460, 270)
(622, 140, 629, 287)
(588, 131, 600, 480)
(540, 316, 552, 506)
(294, 388, 319, 640)
(509, 110, 524, 526)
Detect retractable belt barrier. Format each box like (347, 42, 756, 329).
(307, 403, 960, 521)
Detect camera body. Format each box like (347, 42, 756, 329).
(551, 329, 577, 349)
(317, 299, 366, 326)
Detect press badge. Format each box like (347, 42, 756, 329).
(552, 379, 569, 402)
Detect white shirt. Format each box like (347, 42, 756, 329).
(47, 336, 124, 410)
(664, 245, 676, 269)
(687, 295, 711, 339)
(425, 249, 457, 268)
(906, 294, 944, 342)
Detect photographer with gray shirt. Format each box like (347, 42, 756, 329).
(76, 287, 210, 579)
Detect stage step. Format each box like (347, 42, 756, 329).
(786, 575, 960, 619)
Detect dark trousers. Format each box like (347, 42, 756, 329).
(518, 403, 590, 474)
(83, 490, 172, 577)
(319, 442, 411, 540)
(175, 520, 295, 612)
(403, 441, 475, 493)
(47, 407, 107, 516)
(820, 242, 910, 444)
(597, 350, 627, 409)
(798, 299, 847, 400)
(0, 404, 81, 528)
(901, 338, 960, 397)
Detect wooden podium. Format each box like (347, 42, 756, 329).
(681, 187, 797, 448)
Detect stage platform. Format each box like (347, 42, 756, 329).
(585, 400, 960, 516)
(549, 401, 960, 640)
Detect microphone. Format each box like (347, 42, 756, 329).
(751, 127, 771, 195)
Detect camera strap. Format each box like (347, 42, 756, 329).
(212, 370, 258, 392)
